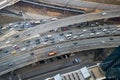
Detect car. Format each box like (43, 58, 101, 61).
(59, 33, 64, 36)
(61, 27, 67, 31)
(67, 32, 72, 34)
(25, 33, 31, 36)
(47, 35, 52, 38)
(95, 32, 100, 35)
(39, 60, 47, 64)
(35, 39, 40, 44)
(117, 28, 120, 31)
(43, 42, 47, 45)
(44, 39, 48, 42)
(101, 41, 106, 44)
(73, 58, 81, 64)
(14, 35, 19, 38)
(50, 17, 58, 21)
(11, 50, 17, 55)
(49, 58, 54, 62)
(102, 12, 107, 15)
(50, 40, 55, 43)
(14, 46, 20, 50)
(80, 34, 84, 37)
(59, 38, 64, 42)
(90, 33, 94, 35)
(91, 30, 96, 33)
(30, 52, 35, 56)
(3, 50, 8, 53)
(97, 27, 102, 30)
(49, 29, 54, 32)
(56, 56, 62, 60)
(5, 41, 10, 44)
(26, 40, 31, 43)
(73, 42, 78, 45)
(65, 34, 72, 37)
(8, 63, 14, 66)
(110, 37, 114, 40)
(21, 47, 26, 51)
(50, 38, 54, 41)
(63, 54, 69, 59)
(12, 45, 20, 50)
(0, 49, 3, 52)
(103, 29, 107, 32)
(48, 51, 58, 56)
(83, 29, 87, 32)
(56, 45, 61, 48)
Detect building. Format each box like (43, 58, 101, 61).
(45, 63, 106, 80)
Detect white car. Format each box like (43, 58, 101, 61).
(59, 38, 64, 41)
(102, 12, 107, 15)
(21, 47, 26, 51)
(101, 41, 106, 44)
(50, 18, 58, 21)
(5, 41, 10, 44)
(117, 28, 120, 31)
(83, 29, 87, 32)
(103, 29, 107, 32)
(80, 34, 84, 37)
(96, 32, 100, 35)
(90, 33, 94, 35)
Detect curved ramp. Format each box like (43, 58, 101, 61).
(20, 10, 120, 39)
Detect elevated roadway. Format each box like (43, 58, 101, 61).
(0, 36, 120, 76)
(20, 10, 120, 39)
(0, 0, 20, 10)
(28, 0, 120, 10)
(1, 24, 120, 64)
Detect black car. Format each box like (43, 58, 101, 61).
(56, 56, 62, 60)
(39, 60, 47, 64)
(35, 39, 40, 44)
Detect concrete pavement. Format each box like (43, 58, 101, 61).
(34, 0, 120, 10)
(1, 24, 120, 60)
(20, 10, 120, 39)
(0, 36, 120, 76)
(0, 0, 20, 10)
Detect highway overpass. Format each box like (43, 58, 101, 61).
(26, 0, 120, 10)
(0, 0, 20, 10)
(0, 36, 120, 76)
(20, 10, 120, 39)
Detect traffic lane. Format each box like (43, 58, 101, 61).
(20, 36, 120, 61)
(0, 36, 120, 75)
(16, 57, 76, 79)
(29, 62, 95, 80)
(0, 0, 20, 10)
(0, 24, 119, 62)
(39, 0, 120, 10)
(0, 52, 31, 69)
(20, 10, 120, 39)
(0, 25, 120, 62)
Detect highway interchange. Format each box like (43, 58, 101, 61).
(20, 10, 120, 39)
(22, 0, 120, 10)
(0, 24, 120, 76)
(0, 0, 120, 79)
(0, 0, 20, 10)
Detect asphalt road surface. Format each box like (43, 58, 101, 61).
(34, 0, 120, 10)
(0, 24, 119, 60)
(0, 36, 120, 76)
(0, 0, 20, 10)
(20, 10, 120, 39)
